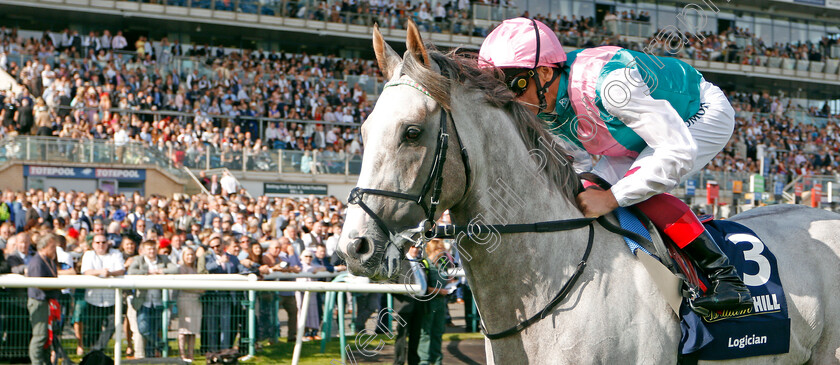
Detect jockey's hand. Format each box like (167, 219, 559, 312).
(576, 188, 620, 218)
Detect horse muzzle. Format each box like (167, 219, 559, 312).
(337, 233, 402, 280)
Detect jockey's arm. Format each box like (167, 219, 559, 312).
(600, 68, 698, 207)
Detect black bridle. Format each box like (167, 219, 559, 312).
(347, 73, 649, 340)
(347, 102, 471, 251)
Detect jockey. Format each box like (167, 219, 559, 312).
(479, 17, 753, 314)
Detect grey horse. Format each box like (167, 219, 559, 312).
(336, 22, 840, 364)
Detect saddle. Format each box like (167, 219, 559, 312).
(580, 173, 791, 361)
(579, 172, 700, 309)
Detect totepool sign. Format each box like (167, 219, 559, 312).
(24, 165, 145, 181)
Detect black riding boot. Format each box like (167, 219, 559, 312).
(682, 230, 753, 315)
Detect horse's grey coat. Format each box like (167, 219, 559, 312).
(337, 24, 840, 364)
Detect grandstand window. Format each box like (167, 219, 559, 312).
(755, 17, 772, 44)
(684, 9, 716, 34)
(773, 19, 792, 46)
(529, 0, 551, 20)
(572, 1, 596, 20)
(829, 27, 840, 40)
(792, 20, 808, 45)
(553, 0, 572, 18)
(657, 7, 679, 30)
(829, 100, 840, 115)
(808, 23, 826, 43)
(734, 13, 754, 37)
(638, 2, 658, 24)
(615, 5, 634, 18)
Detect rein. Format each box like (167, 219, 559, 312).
(347, 71, 653, 341)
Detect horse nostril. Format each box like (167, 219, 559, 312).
(350, 237, 372, 256)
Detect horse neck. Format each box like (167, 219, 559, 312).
(447, 95, 592, 334)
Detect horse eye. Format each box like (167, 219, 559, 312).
(405, 127, 422, 141)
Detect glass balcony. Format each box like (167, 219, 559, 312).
(0, 136, 188, 180)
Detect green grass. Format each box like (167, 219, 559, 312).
(60, 333, 485, 364)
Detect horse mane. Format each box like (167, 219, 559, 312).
(401, 45, 579, 201)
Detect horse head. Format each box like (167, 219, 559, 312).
(335, 21, 470, 281)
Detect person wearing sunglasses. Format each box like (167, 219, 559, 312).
(478, 17, 751, 315)
(80, 233, 125, 352)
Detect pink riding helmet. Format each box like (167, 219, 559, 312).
(479, 17, 567, 69)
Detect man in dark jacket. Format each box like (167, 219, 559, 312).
(26, 234, 60, 365)
(201, 237, 248, 352)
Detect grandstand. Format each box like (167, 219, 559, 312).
(0, 0, 839, 363)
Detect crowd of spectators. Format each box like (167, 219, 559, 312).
(0, 26, 369, 173)
(0, 181, 466, 363)
(163, 0, 486, 36)
(703, 92, 838, 180)
(0, 184, 350, 361)
(521, 11, 838, 65)
(306, 0, 480, 35)
(0, 11, 838, 177)
(638, 26, 838, 66)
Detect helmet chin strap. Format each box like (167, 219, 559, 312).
(530, 67, 562, 112)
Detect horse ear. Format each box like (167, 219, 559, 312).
(373, 24, 401, 80)
(405, 20, 430, 68)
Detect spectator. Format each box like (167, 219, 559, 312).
(176, 246, 202, 362)
(297, 249, 325, 341)
(325, 225, 341, 257)
(242, 240, 263, 274)
(276, 237, 301, 341)
(283, 224, 305, 255)
(312, 244, 334, 272)
(51, 233, 76, 362)
(168, 234, 185, 264)
(603, 11, 618, 35)
(119, 230, 142, 358)
(80, 233, 125, 352)
(110, 31, 127, 50)
(16, 97, 33, 136)
(351, 284, 380, 335)
(209, 174, 222, 196)
(128, 240, 179, 357)
(201, 236, 248, 352)
(114, 123, 129, 163)
(393, 245, 426, 365)
(219, 171, 238, 196)
(5, 233, 28, 272)
(2, 233, 30, 357)
(417, 239, 450, 365)
(26, 233, 60, 365)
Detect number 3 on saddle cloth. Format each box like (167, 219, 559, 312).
(615, 207, 791, 361)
